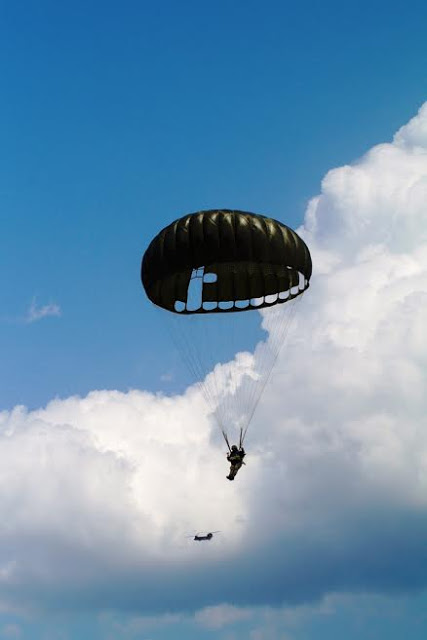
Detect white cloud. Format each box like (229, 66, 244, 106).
(94, 589, 427, 639)
(2, 103, 427, 614)
(0, 387, 247, 612)
(394, 102, 427, 150)
(25, 298, 61, 323)
(195, 604, 253, 629)
(98, 611, 183, 637)
(246, 105, 427, 558)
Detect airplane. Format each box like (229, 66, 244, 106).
(187, 531, 220, 541)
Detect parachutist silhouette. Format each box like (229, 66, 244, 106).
(226, 445, 246, 480)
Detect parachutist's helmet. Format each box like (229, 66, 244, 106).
(231, 445, 238, 451)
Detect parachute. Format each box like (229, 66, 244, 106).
(141, 209, 312, 449)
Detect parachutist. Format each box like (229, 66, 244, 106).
(226, 445, 246, 480)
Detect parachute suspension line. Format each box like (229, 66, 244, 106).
(162, 287, 305, 450)
(240, 294, 301, 444)
(216, 312, 247, 450)
(212, 308, 240, 447)
(239, 292, 304, 445)
(196, 312, 233, 446)
(194, 308, 246, 448)
(166, 312, 234, 448)
(165, 313, 217, 413)
(189, 293, 301, 449)
(214, 306, 257, 448)
(222, 430, 232, 453)
(242, 299, 294, 433)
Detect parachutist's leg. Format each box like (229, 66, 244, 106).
(234, 461, 243, 476)
(226, 461, 243, 480)
(226, 464, 236, 480)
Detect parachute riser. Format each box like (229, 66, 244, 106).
(222, 430, 232, 453)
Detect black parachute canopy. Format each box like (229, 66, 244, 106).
(141, 209, 312, 314)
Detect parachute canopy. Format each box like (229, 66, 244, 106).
(141, 209, 312, 314)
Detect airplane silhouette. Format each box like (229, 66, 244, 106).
(187, 531, 220, 541)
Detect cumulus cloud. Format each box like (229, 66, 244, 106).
(1, 103, 427, 616)
(0, 388, 247, 612)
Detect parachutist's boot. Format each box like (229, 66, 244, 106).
(226, 474, 234, 481)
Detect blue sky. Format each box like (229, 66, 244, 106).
(2, 1, 427, 639)
(2, 0, 427, 409)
